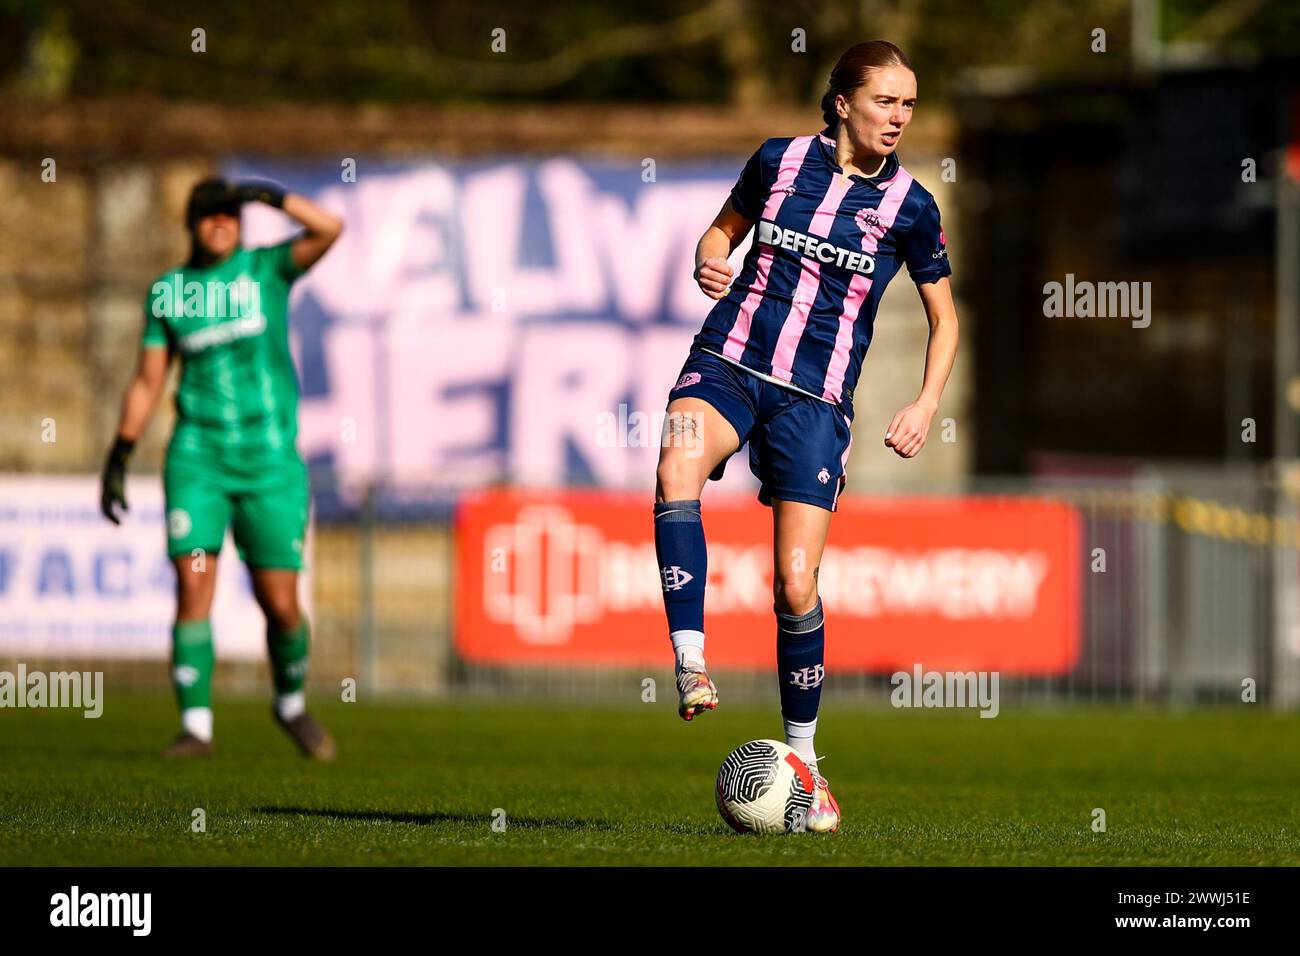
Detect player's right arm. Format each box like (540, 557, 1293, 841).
(696, 142, 769, 301)
(694, 198, 754, 300)
(115, 345, 170, 443)
(100, 344, 170, 524)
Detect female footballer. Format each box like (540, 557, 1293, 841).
(654, 40, 959, 831)
(100, 177, 344, 759)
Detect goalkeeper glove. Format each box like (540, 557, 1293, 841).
(100, 436, 134, 525)
(231, 179, 286, 208)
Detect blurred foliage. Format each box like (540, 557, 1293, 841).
(1, 0, 1298, 106)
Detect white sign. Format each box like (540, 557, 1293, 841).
(0, 476, 311, 660)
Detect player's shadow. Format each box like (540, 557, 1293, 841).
(254, 805, 627, 832)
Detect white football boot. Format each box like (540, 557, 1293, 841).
(675, 662, 718, 721)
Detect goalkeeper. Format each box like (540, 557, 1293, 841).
(100, 177, 344, 759)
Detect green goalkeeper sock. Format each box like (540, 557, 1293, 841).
(172, 619, 214, 711)
(267, 620, 310, 696)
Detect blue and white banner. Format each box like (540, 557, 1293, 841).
(0, 477, 311, 659)
(233, 157, 759, 506)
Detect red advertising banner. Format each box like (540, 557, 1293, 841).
(455, 490, 1082, 675)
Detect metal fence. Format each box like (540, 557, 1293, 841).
(310, 464, 1300, 709)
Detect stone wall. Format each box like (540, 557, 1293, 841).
(0, 156, 210, 473)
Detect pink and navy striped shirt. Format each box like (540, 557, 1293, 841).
(691, 126, 951, 420)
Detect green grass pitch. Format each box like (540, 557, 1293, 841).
(1, 693, 1297, 866)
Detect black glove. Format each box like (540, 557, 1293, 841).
(100, 437, 134, 525)
(231, 179, 286, 208)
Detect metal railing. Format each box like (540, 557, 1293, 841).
(311, 464, 1300, 709)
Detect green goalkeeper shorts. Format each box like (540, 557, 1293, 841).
(162, 425, 310, 570)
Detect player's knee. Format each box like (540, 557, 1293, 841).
(259, 595, 300, 632)
(655, 455, 703, 502)
(264, 607, 301, 633)
(175, 573, 214, 619)
(773, 575, 818, 616)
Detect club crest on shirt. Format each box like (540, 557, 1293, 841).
(854, 206, 887, 241)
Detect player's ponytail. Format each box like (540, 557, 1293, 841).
(819, 89, 838, 129)
(821, 40, 914, 129)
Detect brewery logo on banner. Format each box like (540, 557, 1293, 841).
(455, 490, 1082, 673)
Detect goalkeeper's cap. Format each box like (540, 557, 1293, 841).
(185, 177, 241, 229)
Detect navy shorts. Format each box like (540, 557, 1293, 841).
(666, 348, 854, 512)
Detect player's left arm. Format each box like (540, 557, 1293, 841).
(884, 276, 959, 459)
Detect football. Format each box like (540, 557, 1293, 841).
(715, 739, 816, 834)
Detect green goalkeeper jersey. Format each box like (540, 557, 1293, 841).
(142, 241, 304, 452)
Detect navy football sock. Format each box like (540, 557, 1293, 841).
(653, 499, 707, 657)
(777, 597, 825, 724)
